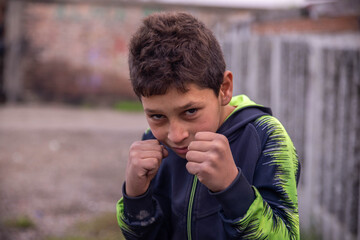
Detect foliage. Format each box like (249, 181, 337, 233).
(45, 212, 125, 240)
(3, 215, 36, 230)
(114, 100, 143, 112)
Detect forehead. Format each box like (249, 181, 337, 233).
(141, 84, 217, 112)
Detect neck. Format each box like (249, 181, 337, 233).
(220, 104, 236, 125)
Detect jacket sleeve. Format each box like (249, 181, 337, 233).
(213, 115, 300, 239)
(116, 184, 170, 239)
(116, 130, 170, 240)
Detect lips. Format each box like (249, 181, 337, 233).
(172, 146, 188, 155)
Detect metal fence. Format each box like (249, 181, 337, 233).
(220, 30, 360, 239)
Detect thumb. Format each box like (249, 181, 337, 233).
(162, 146, 169, 158)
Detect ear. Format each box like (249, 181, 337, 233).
(219, 70, 233, 106)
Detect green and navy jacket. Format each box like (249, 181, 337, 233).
(117, 95, 301, 239)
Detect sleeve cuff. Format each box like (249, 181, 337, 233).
(122, 182, 155, 221)
(209, 168, 255, 219)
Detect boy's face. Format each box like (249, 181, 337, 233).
(142, 83, 232, 158)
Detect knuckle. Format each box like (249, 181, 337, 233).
(136, 171, 144, 178)
(213, 138, 222, 146)
(185, 162, 193, 173)
(199, 161, 208, 171)
(215, 134, 227, 143)
(197, 164, 205, 173)
(203, 158, 214, 169)
(212, 137, 228, 150)
(186, 151, 194, 160)
(155, 152, 162, 160)
(130, 141, 142, 150)
(207, 151, 216, 160)
(209, 143, 219, 152)
(150, 157, 159, 166)
(194, 132, 202, 138)
(129, 150, 139, 160)
(151, 143, 162, 151)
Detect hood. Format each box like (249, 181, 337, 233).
(218, 95, 272, 142)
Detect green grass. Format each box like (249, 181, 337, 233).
(46, 237, 86, 240)
(113, 100, 143, 112)
(45, 212, 125, 240)
(3, 215, 36, 230)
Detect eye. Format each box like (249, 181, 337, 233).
(150, 114, 165, 120)
(185, 108, 198, 116)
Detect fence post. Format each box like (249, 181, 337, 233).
(270, 37, 281, 117)
(246, 35, 259, 100)
(302, 39, 324, 232)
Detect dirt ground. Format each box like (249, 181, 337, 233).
(0, 104, 148, 239)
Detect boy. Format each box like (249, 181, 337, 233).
(117, 12, 300, 239)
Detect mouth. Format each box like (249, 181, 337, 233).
(172, 146, 188, 155)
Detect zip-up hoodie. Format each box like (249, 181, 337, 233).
(117, 95, 301, 240)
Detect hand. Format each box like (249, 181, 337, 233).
(125, 139, 168, 197)
(186, 132, 238, 192)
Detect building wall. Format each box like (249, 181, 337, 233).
(5, 1, 246, 104)
(23, 3, 157, 103)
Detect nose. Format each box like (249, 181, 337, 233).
(167, 120, 189, 144)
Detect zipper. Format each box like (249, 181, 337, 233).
(187, 176, 198, 240)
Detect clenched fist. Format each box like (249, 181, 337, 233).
(125, 139, 168, 197)
(186, 132, 238, 192)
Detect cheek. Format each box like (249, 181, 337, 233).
(193, 116, 220, 133)
(148, 125, 166, 142)
(195, 105, 222, 132)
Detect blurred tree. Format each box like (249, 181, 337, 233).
(3, 0, 25, 103)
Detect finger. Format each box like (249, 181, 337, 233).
(162, 146, 169, 158)
(194, 131, 218, 141)
(142, 157, 162, 172)
(142, 139, 163, 148)
(195, 132, 228, 149)
(186, 161, 201, 176)
(131, 157, 161, 179)
(142, 139, 161, 144)
(188, 140, 213, 152)
(129, 148, 164, 166)
(131, 140, 163, 152)
(186, 150, 209, 163)
(138, 150, 164, 161)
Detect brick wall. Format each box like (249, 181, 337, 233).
(18, 2, 245, 104)
(23, 3, 147, 103)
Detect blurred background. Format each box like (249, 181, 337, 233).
(0, 0, 359, 239)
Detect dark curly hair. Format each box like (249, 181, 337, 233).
(128, 12, 226, 98)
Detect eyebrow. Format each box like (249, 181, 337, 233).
(144, 101, 199, 114)
(176, 102, 198, 111)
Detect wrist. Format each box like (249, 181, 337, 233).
(122, 183, 154, 221)
(125, 181, 149, 197)
(211, 167, 239, 193)
(224, 167, 239, 191)
(210, 168, 255, 219)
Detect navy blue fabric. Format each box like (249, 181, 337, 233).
(122, 106, 273, 239)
